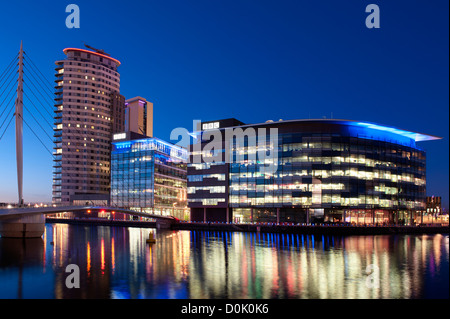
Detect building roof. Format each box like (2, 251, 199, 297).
(125, 96, 147, 104)
(199, 118, 442, 143)
(63, 48, 121, 66)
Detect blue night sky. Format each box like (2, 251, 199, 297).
(0, 0, 448, 209)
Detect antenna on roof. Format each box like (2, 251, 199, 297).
(83, 42, 111, 56)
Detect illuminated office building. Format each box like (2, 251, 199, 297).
(53, 47, 125, 204)
(110, 132, 188, 220)
(188, 118, 441, 225)
(420, 196, 447, 224)
(426, 196, 442, 213)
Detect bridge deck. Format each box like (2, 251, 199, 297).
(0, 206, 176, 221)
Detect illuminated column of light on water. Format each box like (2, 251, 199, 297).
(101, 239, 105, 274)
(241, 234, 248, 298)
(87, 242, 91, 276)
(111, 237, 115, 275)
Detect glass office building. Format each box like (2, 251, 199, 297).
(188, 119, 441, 225)
(111, 132, 188, 220)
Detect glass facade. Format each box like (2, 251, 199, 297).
(111, 137, 188, 220)
(188, 119, 440, 225)
(229, 133, 426, 224)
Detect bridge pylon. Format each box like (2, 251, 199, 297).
(14, 41, 24, 207)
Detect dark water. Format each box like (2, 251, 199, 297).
(0, 223, 448, 299)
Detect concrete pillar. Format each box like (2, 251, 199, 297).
(250, 208, 253, 224)
(203, 207, 206, 223)
(306, 209, 310, 224)
(0, 214, 45, 238)
(343, 210, 346, 223)
(372, 209, 375, 225)
(276, 208, 280, 224)
(226, 207, 230, 223)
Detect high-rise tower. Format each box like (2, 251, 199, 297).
(124, 96, 153, 137)
(52, 47, 125, 204)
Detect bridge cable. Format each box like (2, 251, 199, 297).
(23, 53, 55, 95)
(23, 73, 54, 113)
(22, 91, 53, 129)
(0, 106, 15, 141)
(0, 54, 18, 86)
(0, 92, 17, 129)
(23, 82, 54, 121)
(23, 65, 55, 106)
(0, 80, 18, 125)
(23, 104, 53, 143)
(0, 67, 18, 101)
(23, 67, 55, 106)
(0, 113, 14, 141)
(25, 56, 55, 105)
(0, 80, 18, 120)
(20, 114, 54, 157)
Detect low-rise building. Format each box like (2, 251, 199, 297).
(110, 132, 188, 220)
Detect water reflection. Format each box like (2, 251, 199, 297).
(0, 224, 448, 299)
(0, 238, 45, 299)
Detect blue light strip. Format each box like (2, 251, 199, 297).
(354, 122, 441, 142)
(188, 119, 441, 143)
(113, 137, 188, 160)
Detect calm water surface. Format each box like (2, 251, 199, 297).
(0, 223, 448, 299)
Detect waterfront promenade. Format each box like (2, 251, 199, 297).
(45, 217, 449, 236)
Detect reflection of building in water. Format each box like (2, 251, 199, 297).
(110, 228, 191, 299)
(0, 238, 45, 299)
(45, 225, 192, 299)
(5, 224, 445, 299)
(186, 232, 447, 298)
(146, 231, 191, 298)
(50, 224, 112, 298)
